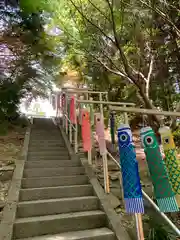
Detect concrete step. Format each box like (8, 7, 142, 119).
(29, 143, 65, 147)
(21, 176, 89, 188)
(28, 146, 66, 151)
(27, 153, 69, 158)
(17, 196, 99, 218)
(27, 155, 70, 161)
(30, 140, 64, 144)
(17, 228, 116, 240)
(19, 185, 93, 201)
(28, 151, 69, 156)
(14, 210, 106, 239)
(30, 134, 61, 137)
(24, 160, 81, 169)
(23, 167, 85, 178)
(30, 139, 63, 142)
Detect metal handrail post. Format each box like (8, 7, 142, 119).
(74, 96, 78, 153)
(99, 93, 110, 194)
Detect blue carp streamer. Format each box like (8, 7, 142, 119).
(117, 124, 144, 213)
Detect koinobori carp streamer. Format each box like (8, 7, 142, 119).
(117, 124, 144, 213)
(81, 109, 92, 152)
(140, 126, 178, 212)
(95, 113, 107, 155)
(70, 96, 76, 124)
(159, 126, 180, 205)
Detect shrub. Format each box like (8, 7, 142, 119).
(173, 128, 180, 147)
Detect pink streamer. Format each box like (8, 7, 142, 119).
(57, 93, 61, 109)
(81, 110, 92, 152)
(61, 93, 66, 112)
(95, 113, 107, 155)
(70, 96, 76, 124)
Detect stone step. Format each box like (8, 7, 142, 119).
(27, 155, 70, 161)
(30, 133, 60, 136)
(23, 167, 85, 178)
(28, 146, 66, 151)
(29, 143, 65, 147)
(21, 176, 89, 189)
(30, 140, 64, 144)
(19, 185, 93, 201)
(24, 160, 81, 169)
(13, 210, 106, 239)
(30, 139, 63, 142)
(17, 196, 99, 218)
(17, 228, 115, 240)
(28, 151, 69, 156)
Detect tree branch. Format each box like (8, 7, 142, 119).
(68, 0, 116, 45)
(147, 54, 154, 83)
(139, 0, 180, 37)
(86, 0, 111, 23)
(104, 0, 136, 80)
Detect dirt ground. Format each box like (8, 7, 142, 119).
(0, 127, 25, 221)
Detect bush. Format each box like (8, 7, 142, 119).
(173, 128, 180, 147)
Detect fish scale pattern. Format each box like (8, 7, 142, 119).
(145, 148, 175, 198)
(119, 145, 144, 213)
(164, 149, 180, 194)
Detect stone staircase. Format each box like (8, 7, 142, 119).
(13, 118, 117, 239)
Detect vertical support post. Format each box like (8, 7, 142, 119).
(106, 92, 108, 101)
(63, 93, 66, 130)
(89, 97, 94, 151)
(86, 92, 92, 165)
(69, 121, 72, 144)
(79, 95, 84, 151)
(88, 150, 92, 165)
(123, 104, 129, 124)
(99, 93, 110, 194)
(74, 96, 78, 153)
(65, 94, 68, 135)
(56, 93, 58, 118)
(135, 214, 144, 240)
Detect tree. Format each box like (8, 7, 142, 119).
(0, 0, 61, 123)
(51, 0, 180, 128)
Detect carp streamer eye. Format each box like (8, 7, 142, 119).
(97, 118, 100, 122)
(145, 136, 153, 145)
(164, 137, 170, 144)
(120, 134, 128, 142)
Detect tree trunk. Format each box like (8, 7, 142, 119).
(139, 86, 161, 130)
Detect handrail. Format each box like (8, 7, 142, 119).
(59, 93, 180, 236)
(107, 151, 180, 236)
(64, 114, 76, 131)
(77, 99, 135, 106)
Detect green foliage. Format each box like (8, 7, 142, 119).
(173, 128, 180, 147)
(147, 219, 177, 240)
(0, 0, 61, 125)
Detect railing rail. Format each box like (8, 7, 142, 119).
(107, 151, 180, 236)
(57, 90, 180, 238)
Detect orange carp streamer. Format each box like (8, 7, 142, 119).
(70, 96, 76, 124)
(95, 113, 107, 155)
(81, 110, 92, 152)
